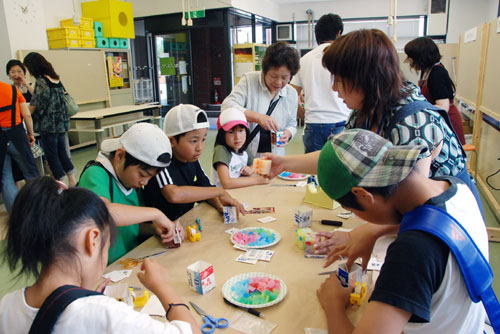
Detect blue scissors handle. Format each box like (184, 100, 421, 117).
(201, 314, 229, 334)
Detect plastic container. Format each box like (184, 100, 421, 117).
(80, 28, 95, 40)
(61, 17, 93, 29)
(109, 38, 120, 48)
(48, 38, 81, 49)
(95, 37, 109, 48)
(46, 27, 80, 40)
(94, 21, 103, 37)
(80, 39, 96, 48)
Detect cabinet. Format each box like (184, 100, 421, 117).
(104, 49, 135, 106)
(233, 43, 267, 84)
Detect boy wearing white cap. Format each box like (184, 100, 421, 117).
(264, 129, 489, 334)
(212, 108, 269, 188)
(79, 122, 179, 263)
(144, 104, 245, 221)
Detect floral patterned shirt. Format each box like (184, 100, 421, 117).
(30, 76, 69, 134)
(345, 81, 466, 177)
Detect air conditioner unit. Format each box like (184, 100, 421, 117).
(276, 24, 293, 41)
(427, 0, 449, 36)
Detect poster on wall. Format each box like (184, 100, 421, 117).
(159, 57, 176, 76)
(107, 55, 124, 87)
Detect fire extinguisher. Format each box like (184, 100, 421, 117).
(213, 88, 220, 104)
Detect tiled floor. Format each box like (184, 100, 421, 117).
(1, 126, 499, 300)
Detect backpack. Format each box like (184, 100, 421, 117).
(77, 160, 114, 201)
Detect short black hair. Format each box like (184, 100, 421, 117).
(315, 14, 343, 44)
(214, 124, 250, 153)
(4, 176, 116, 280)
(336, 183, 400, 211)
(109, 151, 165, 173)
(6, 59, 26, 75)
(262, 42, 300, 77)
(404, 37, 442, 71)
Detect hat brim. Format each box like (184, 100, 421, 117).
(221, 120, 248, 131)
(100, 137, 122, 153)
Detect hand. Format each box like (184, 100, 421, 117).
(240, 166, 254, 176)
(317, 274, 353, 313)
(152, 212, 176, 244)
(261, 153, 285, 179)
(257, 114, 279, 132)
(279, 130, 292, 146)
(324, 224, 378, 271)
(255, 175, 270, 185)
(175, 220, 184, 240)
(219, 191, 246, 217)
(313, 231, 351, 255)
(137, 258, 171, 293)
(96, 278, 111, 293)
(28, 134, 35, 147)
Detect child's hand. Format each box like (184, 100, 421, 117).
(240, 166, 253, 176)
(137, 258, 170, 293)
(152, 212, 176, 244)
(261, 153, 285, 179)
(219, 191, 246, 217)
(317, 274, 352, 313)
(314, 231, 351, 255)
(256, 175, 270, 185)
(175, 220, 185, 240)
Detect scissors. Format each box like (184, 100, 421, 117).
(189, 301, 229, 333)
(119, 250, 168, 269)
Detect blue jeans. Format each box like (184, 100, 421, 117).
(2, 145, 17, 213)
(40, 133, 74, 180)
(303, 122, 346, 153)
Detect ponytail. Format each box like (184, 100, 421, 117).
(3, 177, 115, 279)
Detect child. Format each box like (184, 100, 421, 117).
(0, 177, 200, 333)
(212, 108, 269, 188)
(144, 104, 245, 221)
(265, 129, 488, 334)
(78, 123, 181, 264)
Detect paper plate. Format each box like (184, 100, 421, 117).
(222, 272, 287, 308)
(231, 227, 281, 249)
(278, 171, 308, 181)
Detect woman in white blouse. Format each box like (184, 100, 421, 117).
(222, 42, 300, 156)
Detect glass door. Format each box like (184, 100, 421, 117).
(154, 32, 193, 107)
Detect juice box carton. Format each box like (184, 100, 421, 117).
(186, 260, 216, 294)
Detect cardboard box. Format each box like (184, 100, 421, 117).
(223, 206, 237, 224)
(104, 283, 133, 307)
(294, 205, 313, 228)
(337, 263, 364, 288)
(186, 260, 216, 294)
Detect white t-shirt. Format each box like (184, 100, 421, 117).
(291, 43, 351, 124)
(0, 288, 192, 334)
(212, 145, 251, 187)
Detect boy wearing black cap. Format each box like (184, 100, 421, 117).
(79, 122, 180, 263)
(144, 104, 245, 221)
(265, 129, 488, 334)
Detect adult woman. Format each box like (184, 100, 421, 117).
(221, 42, 299, 156)
(6, 60, 34, 102)
(322, 29, 481, 210)
(404, 37, 466, 144)
(23, 52, 76, 186)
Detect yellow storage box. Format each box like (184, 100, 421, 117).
(80, 39, 96, 48)
(48, 38, 81, 49)
(80, 28, 95, 40)
(46, 27, 80, 40)
(61, 17, 94, 29)
(82, 0, 135, 38)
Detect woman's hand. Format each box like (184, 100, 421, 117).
(261, 153, 286, 179)
(278, 130, 292, 146)
(257, 114, 279, 132)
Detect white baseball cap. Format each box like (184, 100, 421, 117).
(217, 108, 248, 131)
(101, 123, 171, 167)
(163, 104, 210, 137)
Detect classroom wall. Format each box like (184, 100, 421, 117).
(0, 2, 12, 82)
(447, 0, 498, 43)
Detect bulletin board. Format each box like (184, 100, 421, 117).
(455, 25, 486, 108)
(17, 49, 110, 105)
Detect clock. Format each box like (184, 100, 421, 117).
(12, 0, 37, 24)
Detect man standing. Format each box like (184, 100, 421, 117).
(291, 14, 351, 153)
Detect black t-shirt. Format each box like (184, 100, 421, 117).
(369, 177, 464, 323)
(143, 156, 213, 221)
(427, 65, 455, 101)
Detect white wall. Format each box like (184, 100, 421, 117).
(447, 0, 498, 43)
(0, 1, 13, 82)
(277, 0, 428, 22)
(127, 0, 228, 18)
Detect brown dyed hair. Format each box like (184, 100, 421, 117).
(23, 52, 60, 80)
(322, 29, 405, 129)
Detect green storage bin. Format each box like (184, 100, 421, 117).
(96, 37, 109, 48)
(109, 38, 120, 48)
(94, 21, 103, 37)
(119, 38, 129, 49)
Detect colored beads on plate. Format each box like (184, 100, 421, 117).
(233, 228, 276, 247)
(230, 277, 281, 305)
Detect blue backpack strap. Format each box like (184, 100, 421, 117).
(399, 205, 500, 332)
(387, 100, 466, 157)
(28, 285, 102, 334)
